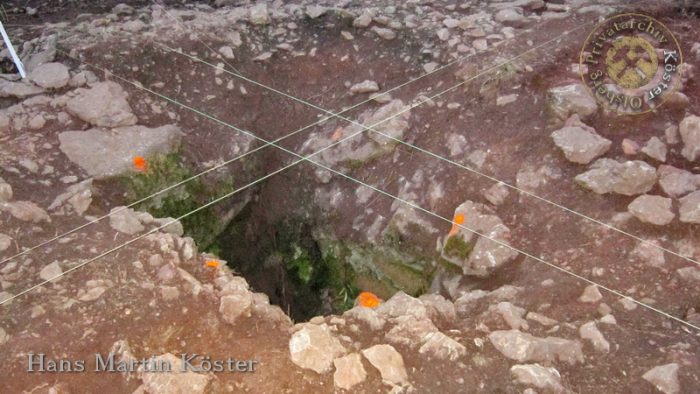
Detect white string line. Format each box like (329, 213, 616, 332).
(0, 7, 538, 267)
(160, 15, 700, 270)
(0, 22, 594, 293)
(10, 15, 694, 332)
(2, 64, 697, 334)
(0, 20, 599, 288)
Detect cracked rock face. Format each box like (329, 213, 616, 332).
(289, 323, 346, 373)
(575, 159, 657, 196)
(58, 125, 183, 178)
(442, 201, 518, 277)
(66, 81, 138, 127)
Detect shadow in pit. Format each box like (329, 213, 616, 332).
(211, 203, 359, 322)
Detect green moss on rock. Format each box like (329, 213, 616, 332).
(119, 152, 234, 249)
(443, 235, 473, 260)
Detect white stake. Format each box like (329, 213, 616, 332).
(0, 20, 27, 79)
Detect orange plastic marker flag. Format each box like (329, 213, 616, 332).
(356, 291, 381, 308)
(133, 156, 148, 172)
(205, 260, 220, 269)
(448, 213, 465, 237)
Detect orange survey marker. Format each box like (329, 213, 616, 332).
(133, 156, 148, 172)
(205, 260, 220, 269)
(357, 291, 381, 308)
(448, 213, 465, 237)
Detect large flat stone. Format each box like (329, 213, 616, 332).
(66, 81, 137, 127)
(58, 125, 183, 179)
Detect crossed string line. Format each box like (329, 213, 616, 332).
(0, 5, 532, 267)
(2, 21, 699, 333)
(155, 5, 700, 272)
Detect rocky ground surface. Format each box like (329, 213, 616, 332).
(1, 0, 700, 393)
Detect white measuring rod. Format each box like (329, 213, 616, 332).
(0, 20, 27, 79)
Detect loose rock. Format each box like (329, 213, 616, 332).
(39, 261, 62, 282)
(551, 118, 611, 164)
(579, 285, 603, 303)
(575, 159, 657, 196)
(78, 286, 106, 301)
(376, 291, 429, 320)
(0, 80, 45, 98)
(483, 182, 510, 205)
(0, 201, 51, 223)
(441, 201, 518, 277)
(353, 12, 373, 28)
(48, 179, 93, 215)
(547, 83, 598, 122)
(0, 178, 12, 202)
(219, 292, 253, 324)
(362, 344, 409, 386)
(658, 165, 700, 198)
(289, 323, 346, 373)
(66, 81, 137, 127)
(28, 62, 70, 89)
(249, 3, 270, 25)
(678, 191, 700, 224)
(350, 80, 380, 94)
(58, 125, 183, 179)
(511, 364, 564, 392)
(489, 330, 584, 365)
(642, 363, 680, 394)
(371, 27, 396, 40)
(0, 234, 11, 252)
(418, 331, 466, 361)
(495, 8, 528, 28)
(680, 115, 700, 162)
(641, 137, 667, 162)
(140, 353, 211, 393)
(109, 207, 145, 235)
(579, 321, 610, 353)
(333, 353, 366, 390)
(628, 195, 675, 225)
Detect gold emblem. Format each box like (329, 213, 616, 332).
(579, 13, 683, 114)
(605, 36, 658, 89)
